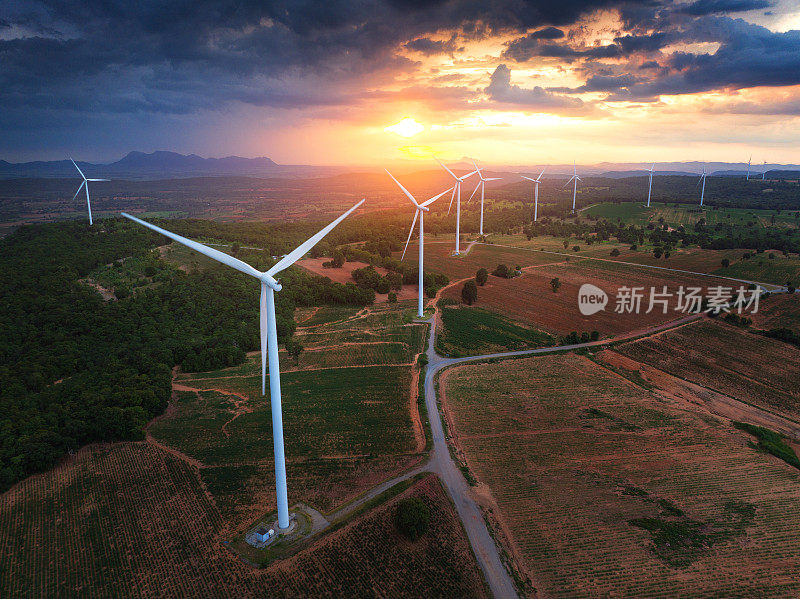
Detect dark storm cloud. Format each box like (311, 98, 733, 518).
(405, 35, 461, 56)
(484, 64, 589, 112)
(680, 0, 772, 16)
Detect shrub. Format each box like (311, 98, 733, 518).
(721, 258, 730, 268)
(387, 292, 397, 303)
(610, 248, 620, 257)
(550, 277, 561, 293)
(461, 280, 478, 305)
(492, 264, 511, 278)
(476, 268, 488, 286)
(394, 497, 431, 540)
(572, 245, 580, 252)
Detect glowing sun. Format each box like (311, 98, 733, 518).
(384, 117, 424, 137)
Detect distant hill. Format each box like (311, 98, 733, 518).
(0, 151, 345, 180)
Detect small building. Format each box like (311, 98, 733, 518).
(255, 527, 270, 543)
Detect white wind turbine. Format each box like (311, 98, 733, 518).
(746, 156, 751, 181)
(436, 158, 477, 255)
(386, 170, 452, 317)
(521, 167, 546, 222)
(467, 159, 501, 236)
(762, 160, 767, 180)
(564, 161, 582, 213)
(645, 163, 655, 207)
(698, 165, 707, 206)
(71, 158, 109, 225)
(121, 200, 364, 530)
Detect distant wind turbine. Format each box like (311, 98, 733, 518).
(762, 160, 767, 181)
(521, 167, 546, 222)
(436, 158, 478, 255)
(698, 165, 707, 206)
(386, 170, 452, 317)
(122, 200, 364, 530)
(645, 163, 655, 208)
(746, 156, 751, 181)
(563, 161, 582, 213)
(467, 159, 501, 236)
(71, 158, 109, 225)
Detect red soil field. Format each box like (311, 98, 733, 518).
(0, 444, 488, 598)
(443, 259, 744, 337)
(296, 257, 418, 301)
(749, 292, 800, 330)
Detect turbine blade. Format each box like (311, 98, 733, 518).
(459, 169, 478, 181)
(70, 158, 86, 180)
(72, 181, 86, 202)
(385, 169, 419, 207)
(520, 175, 535, 182)
(401, 209, 419, 261)
(447, 185, 456, 215)
(435, 157, 458, 180)
(537, 167, 546, 180)
(87, 178, 110, 181)
(267, 199, 365, 276)
(562, 176, 575, 189)
(420, 186, 453, 208)
(467, 181, 480, 204)
(260, 282, 267, 395)
(121, 212, 263, 279)
(484, 177, 501, 181)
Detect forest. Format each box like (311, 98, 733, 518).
(0, 219, 376, 491)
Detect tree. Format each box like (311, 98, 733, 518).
(550, 277, 561, 293)
(284, 338, 304, 365)
(492, 264, 511, 278)
(461, 280, 478, 305)
(563, 240, 569, 250)
(387, 292, 397, 303)
(721, 258, 730, 268)
(231, 242, 241, 255)
(475, 268, 488, 286)
(331, 249, 345, 268)
(394, 497, 431, 540)
(653, 247, 663, 259)
(610, 248, 620, 257)
(573, 245, 580, 252)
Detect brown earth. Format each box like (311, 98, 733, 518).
(296, 257, 418, 302)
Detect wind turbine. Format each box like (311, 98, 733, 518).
(71, 158, 109, 225)
(746, 156, 751, 181)
(386, 171, 452, 317)
(645, 163, 655, 207)
(521, 167, 546, 222)
(435, 158, 477, 255)
(698, 165, 707, 206)
(467, 159, 501, 236)
(121, 200, 364, 530)
(762, 160, 767, 181)
(564, 161, 582, 213)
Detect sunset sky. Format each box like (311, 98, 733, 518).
(2, 0, 800, 165)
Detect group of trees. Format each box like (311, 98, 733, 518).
(0, 219, 378, 492)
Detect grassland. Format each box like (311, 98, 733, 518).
(0, 446, 487, 597)
(436, 305, 554, 357)
(442, 353, 800, 597)
(616, 319, 800, 422)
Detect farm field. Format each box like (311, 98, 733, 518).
(296, 257, 419, 302)
(616, 319, 800, 422)
(585, 202, 800, 229)
(711, 254, 800, 287)
(157, 303, 429, 525)
(436, 305, 554, 357)
(442, 258, 733, 337)
(750, 293, 800, 331)
(0, 445, 487, 598)
(442, 353, 800, 597)
(397, 239, 562, 280)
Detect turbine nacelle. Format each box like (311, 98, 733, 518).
(260, 273, 282, 291)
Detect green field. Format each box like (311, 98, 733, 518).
(436, 305, 554, 357)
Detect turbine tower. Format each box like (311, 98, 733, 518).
(386, 170, 452, 317)
(698, 165, 707, 206)
(564, 161, 582, 213)
(71, 158, 109, 225)
(436, 158, 477, 255)
(521, 167, 546, 222)
(122, 200, 364, 530)
(467, 159, 501, 236)
(646, 163, 655, 207)
(762, 160, 767, 181)
(746, 156, 751, 181)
